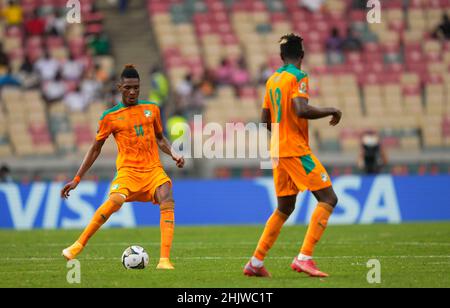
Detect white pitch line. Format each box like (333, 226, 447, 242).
(1, 241, 449, 247)
(2, 255, 450, 262)
(393, 242, 450, 246)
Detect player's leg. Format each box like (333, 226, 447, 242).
(62, 193, 126, 260)
(292, 186, 337, 277)
(301, 186, 337, 258)
(283, 154, 335, 277)
(244, 158, 299, 277)
(155, 182, 175, 270)
(244, 195, 297, 277)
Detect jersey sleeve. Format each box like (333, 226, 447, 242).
(292, 75, 309, 100)
(153, 106, 163, 135)
(96, 115, 112, 141)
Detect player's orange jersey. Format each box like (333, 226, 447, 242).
(263, 64, 310, 158)
(96, 100, 163, 172)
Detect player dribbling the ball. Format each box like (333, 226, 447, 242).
(61, 64, 184, 270)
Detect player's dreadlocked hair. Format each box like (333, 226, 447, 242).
(279, 33, 305, 61)
(121, 64, 140, 80)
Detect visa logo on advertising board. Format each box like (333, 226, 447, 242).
(256, 175, 401, 226)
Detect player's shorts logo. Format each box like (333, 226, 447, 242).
(144, 110, 152, 118)
(321, 173, 328, 182)
(112, 184, 120, 190)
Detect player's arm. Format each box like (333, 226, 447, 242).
(293, 97, 342, 126)
(261, 86, 272, 132)
(155, 131, 184, 168)
(262, 108, 272, 132)
(61, 138, 106, 199)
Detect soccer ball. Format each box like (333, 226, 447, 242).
(121, 246, 149, 269)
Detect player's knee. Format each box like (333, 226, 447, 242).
(278, 204, 295, 216)
(160, 199, 175, 211)
(109, 193, 126, 208)
(326, 194, 338, 208)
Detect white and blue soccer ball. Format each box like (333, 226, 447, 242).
(121, 246, 149, 269)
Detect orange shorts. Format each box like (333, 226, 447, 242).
(109, 167, 172, 204)
(273, 154, 332, 197)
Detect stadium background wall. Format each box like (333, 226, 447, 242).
(1, 175, 449, 230)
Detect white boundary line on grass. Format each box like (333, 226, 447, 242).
(2, 255, 450, 262)
(1, 241, 450, 247)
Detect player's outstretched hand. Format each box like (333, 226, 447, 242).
(330, 108, 342, 126)
(173, 155, 185, 168)
(61, 181, 78, 199)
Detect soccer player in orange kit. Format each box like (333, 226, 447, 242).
(61, 64, 184, 270)
(244, 34, 342, 278)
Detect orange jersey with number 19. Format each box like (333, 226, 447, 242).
(263, 64, 310, 158)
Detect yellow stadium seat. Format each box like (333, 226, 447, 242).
(0, 144, 12, 158)
(403, 30, 424, 44)
(424, 40, 441, 54)
(404, 95, 423, 114)
(401, 73, 420, 85)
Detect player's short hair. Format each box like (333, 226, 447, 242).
(121, 64, 140, 80)
(279, 33, 305, 61)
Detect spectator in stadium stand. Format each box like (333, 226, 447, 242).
(34, 50, 60, 81)
(175, 73, 194, 115)
(185, 84, 205, 119)
(258, 64, 273, 85)
(0, 66, 21, 88)
(94, 63, 109, 83)
(326, 27, 344, 64)
(301, 0, 325, 12)
(215, 58, 233, 86)
(80, 69, 102, 104)
(88, 33, 111, 56)
(42, 70, 66, 103)
(342, 27, 363, 52)
(166, 110, 188, 144)
(359, 130, 388, 174)
(198, 69, 216, 97)
(1, 0, 23, 26)
(149, 66, 169, 102)
(18, 56, 39, 89)
(148, 66, 170, 125)
(0, 43, 10, 73)
(432, 13, 450, 40)
(24, 9, 46, 36)
(118, 0, 129, 14)
(64, 85, 88, 112)
(46, 9, 66, 36)
(0, 164, 13, 183)
(230, 58, 250, 91)
(351, 0, 367, 10)
(62, 53, 85, 81)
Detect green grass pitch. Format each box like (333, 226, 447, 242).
(0, 223, 449, 288)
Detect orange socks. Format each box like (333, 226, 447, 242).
(300, 202, 334, 257)
(77, 197, 122, 246)
(253, 209, 289, 261)
(160, 201, 175, 259)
